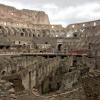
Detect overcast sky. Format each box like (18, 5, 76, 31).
(0, 0, 100, 26)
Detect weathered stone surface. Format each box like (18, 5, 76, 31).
(0, 4, 50, 26)
(0, 80, 16, 100)
(0, 4, 100, 100)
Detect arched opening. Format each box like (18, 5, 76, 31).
(88, 43, 92, 49)
(11, 70, 16, 74)
(0, 26, 2, 29)
(57, 44, 62, 52)
(21, 32, 24, 37)
(6, 46, 10, 49)
(22, 28, 25, 32)
(1, 71, 6, 75)
(73, 33, 77, 37)
(45, 42, 48, 44)
(42, 30, 46, 37)
(33, 34, 35, 37)
(37, 34, 40, 37)
(73, 60, 77, 67)
(0, 46, 4, 49)
(7, 75, 25, 92)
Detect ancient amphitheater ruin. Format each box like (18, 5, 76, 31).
(0, 4, 100, 100)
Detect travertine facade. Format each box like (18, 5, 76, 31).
(0, 4, 50, 27)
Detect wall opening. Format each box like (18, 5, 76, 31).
(22, 28, 25, 32)
(9, 76, 25, 92)
(33, 34, 35, 37)
(57, 44, 62, 52)
(0, 26, 2, 29)
(21, 33, 24, 37)
(73, 33, 77, 37)
(0, 46, 4, 49)
(45, 42, 48, 44)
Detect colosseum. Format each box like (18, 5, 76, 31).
(0, 4, 100, 100)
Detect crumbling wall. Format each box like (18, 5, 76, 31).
(66, 20, 100, 31)
(0, 80, 17, 100)
(0, 4, 50, 27)
(66, 20, 100, 38)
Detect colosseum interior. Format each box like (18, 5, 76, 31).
(0, 4, 100, 100)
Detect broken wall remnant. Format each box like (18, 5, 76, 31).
(0, 80, 17, 100)
(0, 4, 50, 26)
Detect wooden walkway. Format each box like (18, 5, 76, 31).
(0, 52, 88, 57)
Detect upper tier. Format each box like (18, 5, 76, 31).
(0, 4, 50, 26)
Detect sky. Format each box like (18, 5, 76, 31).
(0, 0, 100, 26)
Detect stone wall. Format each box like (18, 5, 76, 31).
(0, 4, 50, 27)
(66, 20, 100, 38)
(0, 4, 100, 100)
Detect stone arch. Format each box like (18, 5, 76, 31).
(21, 32, 24, 37)
(42, 30, 46, 37)
(11, 27, 17, 36)
(6, 75, 25, 92)
(1, 70, 6, 75)
(0, 25, 2, 29)
(22, 28, 25, 32)
(33, 34, 35, 37)
(73, 32, 78, 38)
(45, 42, 48, 44)
(57, 44, 62, 52)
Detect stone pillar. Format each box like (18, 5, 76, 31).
(68, 56, 74, 67)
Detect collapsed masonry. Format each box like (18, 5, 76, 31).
(0, 4, 50, 27)
(0, 4, 100, 100)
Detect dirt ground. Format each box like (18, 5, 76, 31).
(17, 94, 37, 100)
